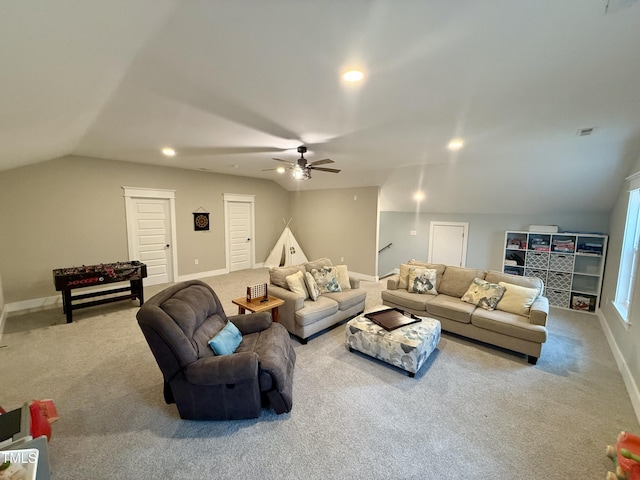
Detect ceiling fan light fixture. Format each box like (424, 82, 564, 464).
(276, 166, 286, 174)
(292, 165, 310, 180)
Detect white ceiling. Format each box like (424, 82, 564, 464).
(2, 0, 640, 213)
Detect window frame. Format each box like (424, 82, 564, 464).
(614, 174, 640, 327)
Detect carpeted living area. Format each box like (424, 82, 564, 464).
(1, 268, 639, 479)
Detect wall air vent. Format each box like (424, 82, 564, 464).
(577, 127, 596, 136)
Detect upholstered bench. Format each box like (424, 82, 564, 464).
(345, 306, 441, 377)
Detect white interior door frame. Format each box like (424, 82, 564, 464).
(428, 221, 469, 266)
(223, 193, 256, 271)
(123, 186, 178, 282)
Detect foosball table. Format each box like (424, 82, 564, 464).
(52, 261, 147, 323)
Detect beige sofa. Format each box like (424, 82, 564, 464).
(381, 260, 549, 364)
(269, 258, 366, 344)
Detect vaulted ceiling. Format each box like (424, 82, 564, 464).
(2, 0, 639, 213)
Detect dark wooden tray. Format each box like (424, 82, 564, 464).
(364, 308, 421, 331)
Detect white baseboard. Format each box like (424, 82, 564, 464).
(350, 271, 379, 282)
(6, 295, 61, 315)
(598, 309, 640, 424)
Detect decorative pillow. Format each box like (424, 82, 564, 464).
(286, 270, 309, 299)
(407, 267, 438, 294)
(208, 321, 242, 355)
(496, 282, 539, 316)
(461, 278, 506, 311)
(304, 272, 321, 301)
(311, 267, 342, 293)
(398, 263, 412, 290)
(334, 264, 351, 290)
(269, 265, 305, 289)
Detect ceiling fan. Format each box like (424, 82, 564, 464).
(266, 146, 341, 180)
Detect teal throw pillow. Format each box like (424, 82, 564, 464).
(208, 321, 242, 355)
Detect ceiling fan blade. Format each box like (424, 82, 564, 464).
(272, 157, 295, 165)
(309, 158, 334, 166)
(309, 167, 341, 173)
(179, 146, 292, 156)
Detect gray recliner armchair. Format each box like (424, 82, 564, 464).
(136, 280, 296, 420)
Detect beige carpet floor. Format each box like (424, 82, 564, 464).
(1, 268, 638, 479)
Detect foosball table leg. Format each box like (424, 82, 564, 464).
(62, 289, 73, 323)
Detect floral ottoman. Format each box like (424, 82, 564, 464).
(345, 306, 441, 377)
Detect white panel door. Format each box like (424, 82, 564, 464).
(132, 198, 173, 285)
(228, 202, 252, 271)
(429, 222, 468, 267)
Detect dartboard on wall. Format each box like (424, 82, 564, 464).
(193, 212, 210, 231)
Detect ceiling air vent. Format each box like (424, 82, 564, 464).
(577, 127, 596, 137)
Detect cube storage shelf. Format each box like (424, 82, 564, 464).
(503, 230, 608, 313)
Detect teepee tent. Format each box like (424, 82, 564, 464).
(264, 219, 308, 268)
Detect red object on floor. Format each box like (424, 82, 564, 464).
(29, 400, 52, 441)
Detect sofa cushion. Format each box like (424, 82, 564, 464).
(294, 296, 339, 327)
(399, 261, 446, 290)
(461, 278, 506, 311)
(471, 308, 547, 343)
(334, 264, 351, 290)
(304, 257, 333, 273)
(438, 266, 486, 297)
(286, 270, 309, 299)
(484, 270, 543, 296)
(425, 294, 475, 324)
(304, 272, 321, 301)
(381, 288, 435, 312)
(311, 267, 342, 293)
(323, 288, 366, 311)
(496, 282, 539, 316)
(269, 265, 305, 289)
(407, 267, 438, 295)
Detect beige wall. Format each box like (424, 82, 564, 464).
(379, 211, 610, 277)
(600, 152, 640, 410)
(289, 186, 380, 277)
(0, 155, 290, 303)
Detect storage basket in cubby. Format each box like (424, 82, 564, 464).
(549, 253, 574, 272)
(525, 251, 549, 270)
(546, 272, 572, 290)
(547, 289, 570, 308)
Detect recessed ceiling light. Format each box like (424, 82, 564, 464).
(276, 166, 286, 174)
(343, 70, 364, 82)
(162, 147, 176, 157)
(447, 139, 464, 151)
(414, 192, 425, 201)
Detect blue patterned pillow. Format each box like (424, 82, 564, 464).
(208, 321, 242, 355)
(311, 267, 342, 293)
(461, 278, 506, 311)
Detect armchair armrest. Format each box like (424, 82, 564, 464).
(229, 311, 272, 335)
(529, 296, 549, 326)
(386, 274, 400, 290)
(184, 351, 259, 385)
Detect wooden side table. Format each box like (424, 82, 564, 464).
(232, 295, 285, 323)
